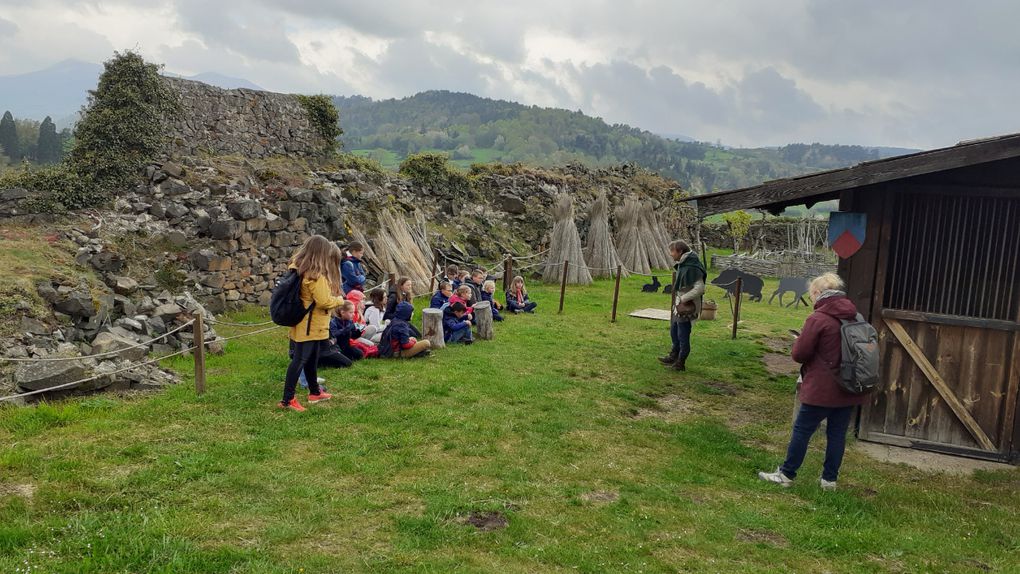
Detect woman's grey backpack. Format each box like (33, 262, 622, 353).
(838, 313, 881, 394)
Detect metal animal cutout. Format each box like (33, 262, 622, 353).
(711, 269, 764, 302)
(769, 277, 810, 308)
(641, 276, 661, 292)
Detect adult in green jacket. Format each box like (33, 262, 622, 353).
(659, 240, 706, 371)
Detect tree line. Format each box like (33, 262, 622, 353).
(0, 111, 71, 168)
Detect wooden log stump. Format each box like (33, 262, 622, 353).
(422, 307, 446, 349)
(474, 301, 494, 340)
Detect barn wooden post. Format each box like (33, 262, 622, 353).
(422, 308, 446, 349)
(474, 301, 494, 340)
(611, 264, 623, 323)
(731, 277, 743, 340)
(558, 260, 569, 314)
(193, 314, 206, 395)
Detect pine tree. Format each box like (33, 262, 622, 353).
(37, 116, 61, 163)
(0, 111, 18, 161)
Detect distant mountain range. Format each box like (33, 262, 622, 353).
(0, 59, 263, 128)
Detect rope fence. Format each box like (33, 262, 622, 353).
(0, 320, 197, 363)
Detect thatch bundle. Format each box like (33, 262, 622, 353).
(615, 197, 652, 275)
(351, 210, 437, 296)
(542, 193, 593, 284)
(641, 200, 674, 269)
(584, 191, 628, 279)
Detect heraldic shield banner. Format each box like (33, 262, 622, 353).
(827, 212, 867, 258)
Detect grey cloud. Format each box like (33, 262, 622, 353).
(0, 17, 18, 35)
(173, 0, 302, 64)
(373, 35, 495, 96)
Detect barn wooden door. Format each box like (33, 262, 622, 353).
(858, 192, 1020, 461)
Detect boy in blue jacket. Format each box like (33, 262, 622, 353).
(340, 241, 367, 294)
(379, 301, 431, 358)
(431, 281, 452, 309)
(443, 301, 474, 344)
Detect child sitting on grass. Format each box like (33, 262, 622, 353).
(280, 235, 344, 411)
(329, 301, 367, 363)
(384, 276, 414, 321)
(364, 288, 388, 342)
(466, 268, 486, 303)
(445, 264, 461, 289)
(449, 284, 475, 321)
(431, 280, 452, 309)
(505, 275, 537, 314)
(379, 301, 431, 358)
(344, 289, 378, 346)
(480, 280, 504, 321)
(443, 301, 474, 344)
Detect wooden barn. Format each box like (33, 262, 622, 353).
(690, 133, 1020, 463)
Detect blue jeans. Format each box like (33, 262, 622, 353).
(781, 404, 855, 481)
(447, 327, 473, 344)
(670, 320, 692, 361)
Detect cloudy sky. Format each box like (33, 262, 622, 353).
(1, 0, 1018, 148)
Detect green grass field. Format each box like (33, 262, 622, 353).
(1, 275, 1017, 573)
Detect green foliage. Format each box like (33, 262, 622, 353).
(398, 151, 469, 193)
(66, 50, 180, 202)
(36, 116, 61, 164)
(0, 164, 92, 210)
(295, 94, 342, 153)
(332, 152, 385, 178)
(722, 210, 753, 249)
(0, 111, 18, 161)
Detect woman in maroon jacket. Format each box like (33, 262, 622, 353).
(759, 273, 869, 490)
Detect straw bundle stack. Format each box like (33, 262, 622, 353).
(542, 193, 593, 284)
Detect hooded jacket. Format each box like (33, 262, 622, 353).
(340, 255, 366, 294)
(379, 301, 417, 356)
(792, 291, 870, 407)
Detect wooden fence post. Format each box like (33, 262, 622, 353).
(611, 264, 622, 323)
(474, 301, 494, 340)
(422, 308, 446, 349)
(193, 314, 206, 395)
(731, 277, 743, 340)
(430, 248, 442, 294)
(558, 260, 569, 314)
(502, 254, 512, 292)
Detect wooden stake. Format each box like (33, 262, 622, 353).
(474, 301, 494, 340)
(421, 308, 446, 349)
(611, 264, 622, 322)
(502, 254, 512, 292)
(731, 277, 743, 340)
(558, 260, 569, 314)
(193, 314, 206, 395)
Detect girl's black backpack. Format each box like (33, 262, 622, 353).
(269, 270, 314, 327)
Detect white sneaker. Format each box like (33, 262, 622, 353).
(820, 479, 837, 491)
(757, 468, 793, 487)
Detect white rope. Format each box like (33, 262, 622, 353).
(511, 248, 550, 261)
(0, 347, 193, 402)
(205, 324, 285, 343)
(0, 320, 197, 363)
(204, 318, 275, 327)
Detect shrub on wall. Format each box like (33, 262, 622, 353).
(398, 152, 469, 193)
(295, 95, 342, 154)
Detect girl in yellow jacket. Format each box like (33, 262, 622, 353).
(280, 235, 346, 411)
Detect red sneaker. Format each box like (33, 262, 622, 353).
(278, 398, 306, 412)
(308, 392, 332, 403)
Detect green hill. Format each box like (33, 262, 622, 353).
(335, 91, 916, 195)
